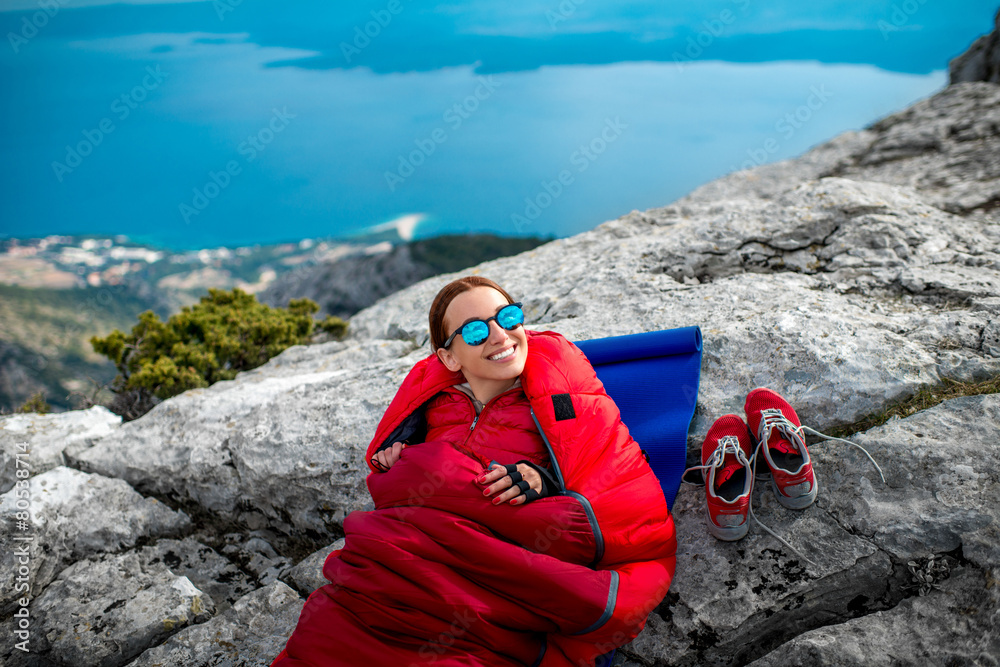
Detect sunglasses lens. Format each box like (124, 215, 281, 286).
(497, 304, 524, 330)
(461, 320, 490, 346)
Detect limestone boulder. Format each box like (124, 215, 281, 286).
(285, 538, 345, 596)
(19, 549, 214, 667)
(66, 172, 1000, 556)
(137, 538, 257, 614)
(950, 9, 1000, 85)
(351, 177, 999, 442)
(0, 467, 189, 615)
(126, 581, 303, 667)
(746, 567, 1000, 666)
(680, 83, 1000, 224)
(0, 406, 120, 493)
(70, 340, 414, 541)
(815, 393, 1000, 571)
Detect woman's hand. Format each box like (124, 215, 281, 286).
(477, 463, 542, 505)
(371, 442, 407, 472)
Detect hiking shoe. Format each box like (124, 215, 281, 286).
(695, 414, 754, 541)
(744, 388, 817, 510)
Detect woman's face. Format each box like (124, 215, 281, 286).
(436, 286, 528, 393)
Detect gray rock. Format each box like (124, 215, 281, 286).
(640, 178, 999, 293)
(675, 128, 878, 205)
(71, 340, 413, 540)
(0, 617, 66, 667)
(284, 538, 345, 596)
(629, 494, 895, 666)
(219, 533, 293, 587)
(815, 393, 1000, 570)
(27, 549, 215, 667)
(950, 9, 1000, 85)
(137, 538, 256, 614)
(72, 169, 1000, 554)
(125, 581, 303, 667)
(0, 406, 121, 493)
(828, 83, 1000, 219)
(0, 467, 189, 614)
(350, 178, 999, 441)
(233, 338, 382, 379)
(747, 567, 1000, 667)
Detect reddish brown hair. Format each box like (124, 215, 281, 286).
(429, 276, 515, 350)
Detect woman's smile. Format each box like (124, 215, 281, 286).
(487, 344, 517, 362)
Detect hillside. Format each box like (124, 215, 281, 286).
(0, 234, 546, 413)
(0, 284, 165, 412)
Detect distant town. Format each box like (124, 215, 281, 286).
(0, 234, 394, 300)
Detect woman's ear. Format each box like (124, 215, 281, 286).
(436, 347, 462, 372)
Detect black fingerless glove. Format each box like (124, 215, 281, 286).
(517, 460, 559, 501)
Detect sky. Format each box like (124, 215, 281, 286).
(0, 0, 996, 249)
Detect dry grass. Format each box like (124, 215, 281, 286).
(828, 375, 1000, 438)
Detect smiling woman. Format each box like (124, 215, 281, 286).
(432, 280, 529, 405)
(271, 275, 678, 666)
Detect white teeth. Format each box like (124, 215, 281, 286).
(489, 347, 515, 361)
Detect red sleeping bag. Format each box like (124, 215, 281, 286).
(272, 330, 677, 666)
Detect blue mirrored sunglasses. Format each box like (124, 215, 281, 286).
(443, 303, 524, 348)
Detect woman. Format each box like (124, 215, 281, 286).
(272, 277, 677, 666)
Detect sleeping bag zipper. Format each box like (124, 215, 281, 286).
(458, 386, 522, 462)
(463, 385, 520, 433)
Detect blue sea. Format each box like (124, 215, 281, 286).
(0, 1, 995, 250)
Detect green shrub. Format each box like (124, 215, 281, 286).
(317, 314, 348, 339)
(91, 288, 327, 421)
(16, 391, 51, 415)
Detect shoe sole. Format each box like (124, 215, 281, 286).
(704, 504, 749, 541)
(770, 471, 819, 510)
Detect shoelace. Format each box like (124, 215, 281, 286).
(746, 441, 815, 566)
(749, 412, 886, 567)
(755, 410, 886, 483)
(683, 435, 751, 492)
(682, 437, 809, 563)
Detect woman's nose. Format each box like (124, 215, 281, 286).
(487, 320, 509, 344)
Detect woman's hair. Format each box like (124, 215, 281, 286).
(429, 276, 515, 350)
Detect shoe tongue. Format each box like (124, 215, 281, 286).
(715, 458, 744, 488)
(768, 433, 798, 456)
